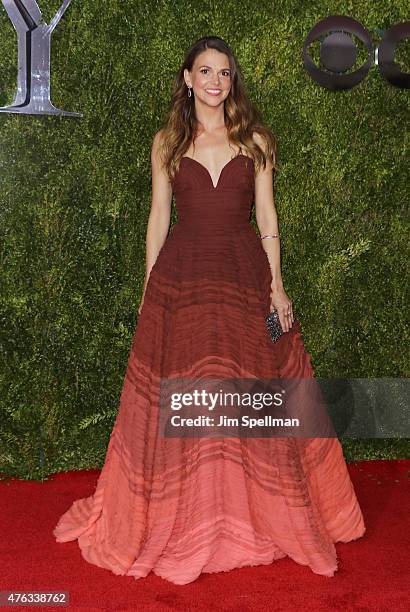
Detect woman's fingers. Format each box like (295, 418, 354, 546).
(270, 301, 293, 332)
(286, 302, 294, 330)
(138, 289, 147, 316)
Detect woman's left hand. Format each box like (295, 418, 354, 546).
(269, 284, 295, 332)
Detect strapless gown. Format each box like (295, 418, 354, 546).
(53, 154, 365, 584)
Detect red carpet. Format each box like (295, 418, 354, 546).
(0, 459, 408, 611)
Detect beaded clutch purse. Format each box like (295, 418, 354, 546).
(265, 308, 284, 343)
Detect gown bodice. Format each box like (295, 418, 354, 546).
(170, 154, 255, 235)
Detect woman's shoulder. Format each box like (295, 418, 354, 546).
(152, 128, 166, 149)
(251, 130, 270, 153)
(151, 129, 168, 167)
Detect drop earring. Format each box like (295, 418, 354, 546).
(188, 86, 192, 98)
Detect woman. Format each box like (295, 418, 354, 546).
(54, 36, 365, 585)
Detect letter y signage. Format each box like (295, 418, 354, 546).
(0, 0, 82, 116)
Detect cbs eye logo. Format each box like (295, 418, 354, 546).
(303, 15, 410, 90)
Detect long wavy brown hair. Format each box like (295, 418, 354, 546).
(158, 36, 279, 182)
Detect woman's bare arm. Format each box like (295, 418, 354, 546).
(145, 130, 172, 276)
(253, 132, 283, 291)
(253, 132, 294, 331)
(138, 130, 173, 313)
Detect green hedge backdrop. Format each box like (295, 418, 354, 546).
(0, 1, 408, 479)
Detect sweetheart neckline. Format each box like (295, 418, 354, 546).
(181, 154, 253, 190)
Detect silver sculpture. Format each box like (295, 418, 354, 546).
(0, 0, 82, 115)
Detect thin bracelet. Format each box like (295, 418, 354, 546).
(261, 234, 280, 239)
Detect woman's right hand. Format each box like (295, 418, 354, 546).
(138, 281, 148, 316)
(138, 293, 145, 316)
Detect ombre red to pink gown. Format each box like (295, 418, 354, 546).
(53, 153, 365, 584)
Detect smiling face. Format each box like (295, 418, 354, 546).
(184, 48, 232, 106)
